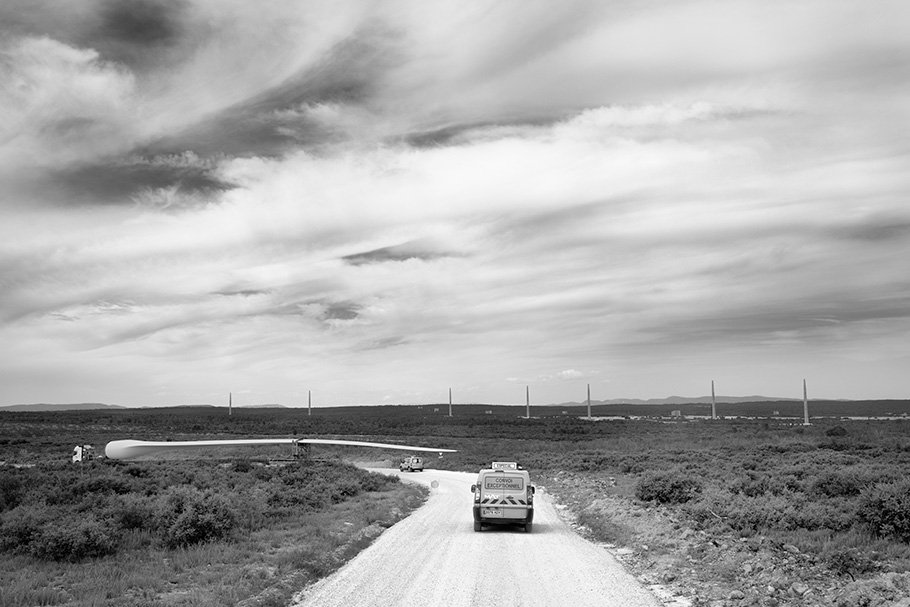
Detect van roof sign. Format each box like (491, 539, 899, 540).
(491, 461, 518, 470)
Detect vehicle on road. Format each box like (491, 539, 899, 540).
(399, 455, 424, 472)
(471, 461, 535, 532)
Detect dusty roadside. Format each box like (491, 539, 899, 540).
(539, 471, 910, 607)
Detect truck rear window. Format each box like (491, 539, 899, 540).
(484, 476, 524, 491)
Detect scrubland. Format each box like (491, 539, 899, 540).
(0, 454, 426, 607)
(1, 404, 909, 606)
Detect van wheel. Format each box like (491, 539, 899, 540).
(474, 522, 482, 532)
(524, 523, 532, 533)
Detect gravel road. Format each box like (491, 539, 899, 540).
(290, 468, 662, 607)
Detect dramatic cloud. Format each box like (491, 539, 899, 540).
(2, 1, 909, 406)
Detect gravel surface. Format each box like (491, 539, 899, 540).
(291, 468, 662, 607)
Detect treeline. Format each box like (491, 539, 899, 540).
(0, 459, 399, 562)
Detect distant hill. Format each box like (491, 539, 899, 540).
(0, 403, 125, 412)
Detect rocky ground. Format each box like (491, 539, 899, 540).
(539, 471, 910, 607)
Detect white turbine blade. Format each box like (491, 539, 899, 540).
(298, 439, 458, 453)
(105, 438, 296, 459)
(105, 438, 457, 460)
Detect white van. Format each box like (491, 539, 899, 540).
(471, 462, 535, 532)
(399, 455, 424, 472)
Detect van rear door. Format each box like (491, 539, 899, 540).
(483, 472, 527, 519)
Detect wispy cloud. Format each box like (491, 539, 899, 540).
(1, 1, 909, 405)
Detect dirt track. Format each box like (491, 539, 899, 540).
(290, 468, 661, 607)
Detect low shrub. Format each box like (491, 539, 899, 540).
(155, 486, 238, 548)
(824, 547, 878, 578)
(730, 473, 772, 497)
(115, 493, 158, 531)
(790, 497, 858, 532)
(29, 515, 117, 561)
(0, 506, 117, 561)
(0, 505, 48, 552)
(635, 470, 702, 505)
(576, 507, 633, 544)
(812, 470, 868, 498)
(72, 475, 135, 496)
(0, 471, 25, 512)
(687, 489, 822, 536)
(232, 459, 254, 473)
(859, 480, 910, 542)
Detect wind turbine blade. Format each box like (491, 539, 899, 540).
(105, 438, 457, 460)
(297, 439, 458, 453)
(105, 439, 296, 459)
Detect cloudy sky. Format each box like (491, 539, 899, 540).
(2, 0, 909, 407)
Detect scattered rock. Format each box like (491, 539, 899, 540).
(789, 582, 810, 596)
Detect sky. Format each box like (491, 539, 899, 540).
(2, 0, 909, 407)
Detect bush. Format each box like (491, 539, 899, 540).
(731, 473, 772, 497)
(72, 475, 135, 496)
(115, 493, 157, 531)
(155, 487, 238, 548)
(636, 470, 702, 504)
(0, 471, 25, 511)
(859, 480, 910, 542)
(1, 506, 118, 561)
(29, 515, 117, 561)
(790, 497, 858, 532)
(0, 505, 48, 552)
(232, 459, 253, 473)
(812, 470, 868, 498)
(825, 547, 877, 577)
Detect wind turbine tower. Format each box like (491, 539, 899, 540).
(803, 379, 810, 426)
(711, 380, 716, 420)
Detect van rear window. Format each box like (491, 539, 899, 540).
(484, 476, 524, 491)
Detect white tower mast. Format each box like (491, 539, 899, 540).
(803, 379, 810, 426)
(711, 380, 716, 420)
